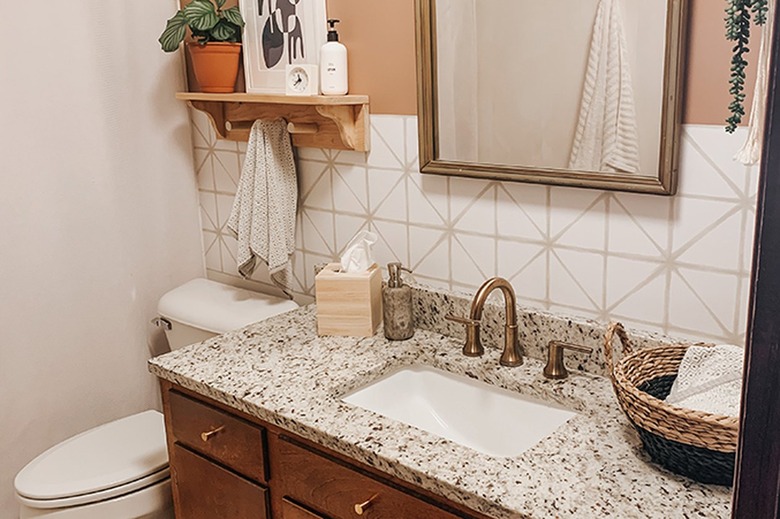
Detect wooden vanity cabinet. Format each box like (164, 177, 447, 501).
(160, 381, 490, 519)
(271, 434, 462, 519)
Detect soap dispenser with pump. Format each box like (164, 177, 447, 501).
(383, 262, 414, 341)
(320, 19, 348, 95)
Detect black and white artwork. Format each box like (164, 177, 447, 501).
(240, 0, 326, 93)
(258, 0, 306, 68)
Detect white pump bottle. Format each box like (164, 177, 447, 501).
(320, 19, 348, 95)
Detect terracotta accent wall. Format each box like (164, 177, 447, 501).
(187, 0, 757, 123)
(326, 0, 758, 125)
(685, 0, 758, 125)
(325, 0, 417, 115)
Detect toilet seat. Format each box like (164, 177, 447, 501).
(15, 410, 169, 509)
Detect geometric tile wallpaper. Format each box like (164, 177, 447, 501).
(191, 111, 757, 346)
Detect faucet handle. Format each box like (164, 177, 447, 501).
(445, 314, 484, 357)
(543, 341, 593, 380)
(445, 314, 479, 326)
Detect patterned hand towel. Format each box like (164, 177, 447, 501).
(569, 0, 640, 174)
(227, 119, 297, 297)
(665, 344, 744, 417)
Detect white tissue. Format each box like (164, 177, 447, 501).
(340, 230, 377, 273)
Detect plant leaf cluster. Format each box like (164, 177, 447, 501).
(725, 0, 769, 133)
(159, 0, 245, 53)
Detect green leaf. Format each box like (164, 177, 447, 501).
(159, 11, 188, 52)
(210, 20, 238, 41)
(190, 28, 212, 45)
(215, 0, 227, 7)
(222, 6, 245, 27)
(183, 0, 219, 31)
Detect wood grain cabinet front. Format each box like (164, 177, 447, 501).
(273, 436, 462, 519)
(173, 444, 270, 519)
(161, 382, 491, 519)
(280, 497, 328, 519)
(168, 390, 268, 484)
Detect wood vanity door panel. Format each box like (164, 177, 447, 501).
(173, 444, 270, 519)
(168, 390, 268, 483)
(276, 436, 461, 519)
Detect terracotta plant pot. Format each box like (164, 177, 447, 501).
(188, 42, 241, 93)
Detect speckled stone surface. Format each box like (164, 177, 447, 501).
(411, 283, 712, 378)
(149, 297, 730, 519)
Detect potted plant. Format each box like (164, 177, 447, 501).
(159, 0, 245, 93)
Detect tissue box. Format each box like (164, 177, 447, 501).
(315, 263, 383, 337)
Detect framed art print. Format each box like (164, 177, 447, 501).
(240, 0, 327, 94)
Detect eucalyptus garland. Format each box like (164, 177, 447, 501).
(726, 0, 769, 132)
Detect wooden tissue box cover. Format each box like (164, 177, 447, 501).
(315, 263, 383, 337)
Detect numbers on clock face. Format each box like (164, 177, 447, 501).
(290, 68, 308, 91)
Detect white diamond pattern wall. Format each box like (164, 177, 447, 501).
(191, 112, 757, 344)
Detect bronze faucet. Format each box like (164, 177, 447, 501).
(446, 277, 523, 367)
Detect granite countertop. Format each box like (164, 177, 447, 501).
(148, 305, 731, 519)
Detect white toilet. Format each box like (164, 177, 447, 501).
(15, 278, 298, 519)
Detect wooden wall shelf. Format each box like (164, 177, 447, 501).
(177, 93, 370, 152)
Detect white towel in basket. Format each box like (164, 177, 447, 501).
(664, 344, 744, 417)
(227, 119, 297, 296)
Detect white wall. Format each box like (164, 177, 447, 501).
(194, 112, 756, 347)
(0, 1, 204, 514)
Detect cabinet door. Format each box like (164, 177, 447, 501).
(173, 444, 270, 519)
(275, 436, 462, 519)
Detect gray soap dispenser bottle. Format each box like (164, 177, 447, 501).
(383, 262, 414, 340)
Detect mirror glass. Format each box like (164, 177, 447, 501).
(417, 0, 686, 194)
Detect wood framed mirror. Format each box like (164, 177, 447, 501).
(415, 0, 688, 195)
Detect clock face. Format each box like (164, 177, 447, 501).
(285, 64, 318, 95)
(289, 67, 309, 93)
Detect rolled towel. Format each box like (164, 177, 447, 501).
(665, 344, 744, 417)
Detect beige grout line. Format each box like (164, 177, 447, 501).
(198, 118, 755, 346)
(672, 267, 733, 336)
(683, 130, 745, 197)
(601, 194, 611, 319)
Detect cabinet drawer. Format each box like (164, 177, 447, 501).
(281, 497, 328, 519)
(168, 390, 267, 483)
(276, 437, 462, 519)
(173, 444, 270, 519)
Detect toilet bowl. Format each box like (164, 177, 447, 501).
(15, 278, 298, 518)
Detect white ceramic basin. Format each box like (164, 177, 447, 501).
(342, 365, 576, 458)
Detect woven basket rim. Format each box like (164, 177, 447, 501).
(604, 323, 739, 453)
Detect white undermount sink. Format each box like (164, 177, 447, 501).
(342, 365, 577, 458)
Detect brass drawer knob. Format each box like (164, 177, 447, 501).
(354, 493, 378, 515)
(200, 425, 225, 442)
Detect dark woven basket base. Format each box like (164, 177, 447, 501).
(634, 375, 735, 486)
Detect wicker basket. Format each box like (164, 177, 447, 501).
(603, 322, 739, 485)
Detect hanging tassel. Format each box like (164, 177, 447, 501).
(735, 0, 775, 165)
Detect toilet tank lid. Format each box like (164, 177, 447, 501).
(157, 278, 298, 334)
(14, 410, 168, 501)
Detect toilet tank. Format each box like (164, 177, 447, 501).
(157, 278, 299, 350)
